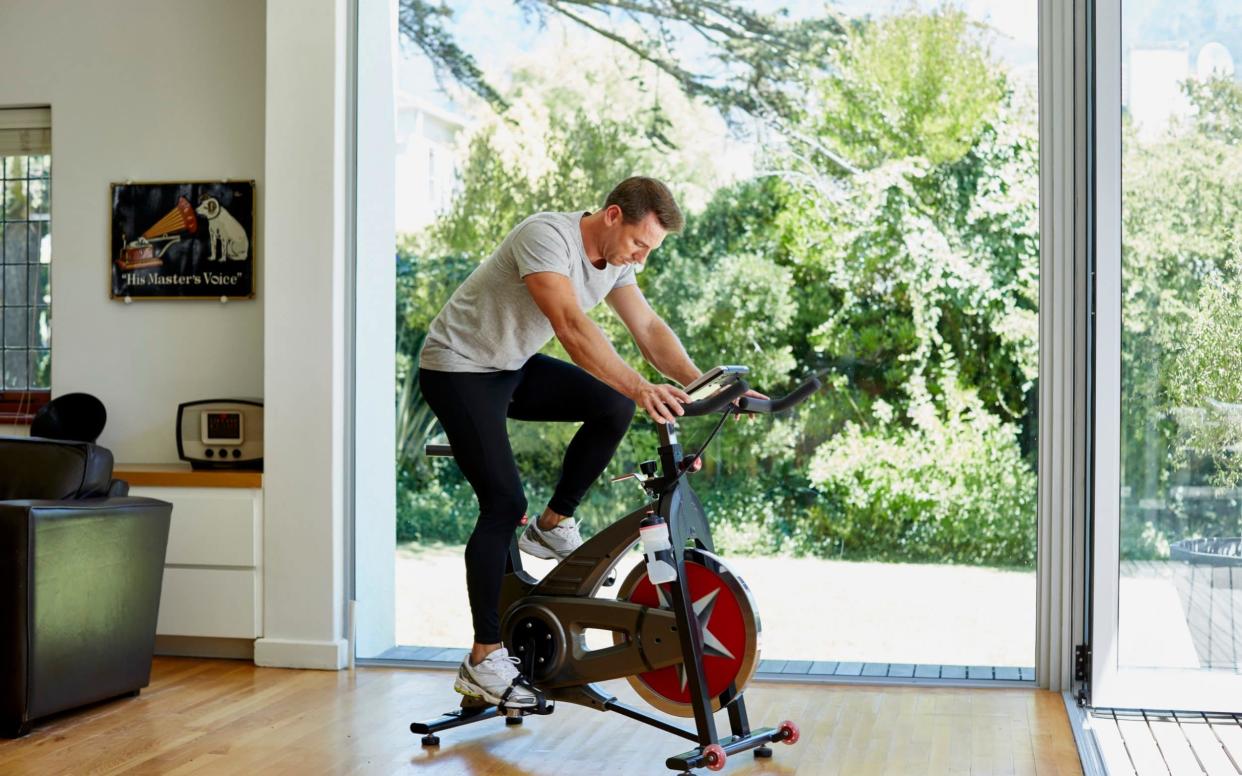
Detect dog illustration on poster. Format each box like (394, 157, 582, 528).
(196, 194, 249, 262)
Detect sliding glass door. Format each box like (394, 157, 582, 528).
(1092, 0, 1242, 712)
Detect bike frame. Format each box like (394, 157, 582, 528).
(496, 420, 776, 770)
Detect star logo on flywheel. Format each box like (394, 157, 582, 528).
(655, 584, 735, 691)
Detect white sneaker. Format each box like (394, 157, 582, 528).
(453, 647, 540, 709)
(517, 518, 583, 560)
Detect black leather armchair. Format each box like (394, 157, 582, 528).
(0, 436, 172, 737)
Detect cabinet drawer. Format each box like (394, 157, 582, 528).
(131, 486, 261, 567)
(157, 567, 261, 638)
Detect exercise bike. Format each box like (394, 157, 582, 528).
(411, 366, 820, 773)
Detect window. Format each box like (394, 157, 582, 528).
(1091, 0, 1242, 712)
(377, 2, 1040, 677)
(0, 108, 51, 422)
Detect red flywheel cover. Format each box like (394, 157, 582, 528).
(616, 550, 760, 716)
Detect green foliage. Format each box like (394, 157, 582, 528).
(807, 383, 1036, 566)
(397, 6, 1047, 568)
(816, 7, 1006, 168)
(395, 248, 474, 474)
(1165, 272, 1242, 485)
(777, 10, 1039, 451)
(1110, 76, 1242, 557)
(429, 112, 651, 259)
(396, 459, 477, 543)
(1119, 77, 1242, 508)
(1185, 76, 1242, 143)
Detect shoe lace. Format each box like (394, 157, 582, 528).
(486, 653, 524, 679)
(488, 655, 538, 702)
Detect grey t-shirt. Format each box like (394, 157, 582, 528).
(418, 211, 637, 373)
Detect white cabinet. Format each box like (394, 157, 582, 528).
(126, 483, 264, 639)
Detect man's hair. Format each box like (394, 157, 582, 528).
(604, 177, 684, 234)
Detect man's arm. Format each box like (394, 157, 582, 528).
(524, 272, 689, 423)
(605, 284, 701, 386)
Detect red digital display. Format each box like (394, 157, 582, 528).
(206, 412, 241, 440)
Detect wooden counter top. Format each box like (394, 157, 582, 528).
(114, 463, 263, 489)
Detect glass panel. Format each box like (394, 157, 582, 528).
(3, 222, 30, 264)
(3, 264, 25, 307)
(3, 179, 27, 221)
(3, 349, 27, 389)
(382, 1, 1040, 670)
(4, 306, 27, 348)
(35, 263, 49, 306)
(27, 155, 49, 179)
(35, 307, 50, 349)
(1117, 0, 1241, 674)
(29, 349, 49, 389)
(28, 179, 47, 218)
(36, 221, 50, 265)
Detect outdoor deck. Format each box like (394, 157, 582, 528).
(1120, 560, 1242, 672)
(1089, 709, 1242, 775)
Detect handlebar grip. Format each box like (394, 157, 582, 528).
(737, 376, 821, 414)
(424, 444, 454, 457)
(680, 380, 749, 417)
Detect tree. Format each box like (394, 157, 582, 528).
(777, 9, 1037, 436)
(814, 8, 1006, 169)
(1121, 76, 1242, 501)
(399, 0, 848, 129)
(398, 6, 1046, 564)
(395, 247, 473, 476)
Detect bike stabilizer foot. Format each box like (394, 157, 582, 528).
(410, 696, 554, 745)
(664, 728, 782, 771)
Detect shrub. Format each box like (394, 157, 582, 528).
(806, 387, 1036, 566)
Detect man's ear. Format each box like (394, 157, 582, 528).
(602, 204, 623, 225)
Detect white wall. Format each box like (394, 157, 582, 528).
(0, 0, 265, 463)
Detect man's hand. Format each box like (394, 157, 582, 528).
(634, 380, 691, 425)
(733, 388, 769, 422)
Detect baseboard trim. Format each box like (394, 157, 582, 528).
(254, 637, 348, 669)
(155, 636, 255, 661)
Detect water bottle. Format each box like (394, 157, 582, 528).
(639, 515, 677, 585)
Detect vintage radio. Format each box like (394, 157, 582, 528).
(177, 399, 263, 470)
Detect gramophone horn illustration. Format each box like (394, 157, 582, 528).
(116, 195, 198, 270)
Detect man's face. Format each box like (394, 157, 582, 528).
(600, 207, 667, 268)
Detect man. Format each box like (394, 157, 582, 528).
(418, 176, 733, 709)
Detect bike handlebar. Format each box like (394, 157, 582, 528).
(679, 380, 749, 417)
(737, 375, 822, 414)
(425, 373, 822, 459)
(678, 373, 822, 418)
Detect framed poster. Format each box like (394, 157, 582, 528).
(110, 180, 255, 300)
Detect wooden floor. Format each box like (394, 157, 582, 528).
(1090, 709, 1242, 775)
(0, 658, 1083, 775)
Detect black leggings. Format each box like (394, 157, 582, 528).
(419, 354, 636, 643)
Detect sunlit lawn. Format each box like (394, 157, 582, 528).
(395, 543, 1036, 667)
